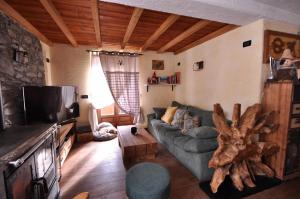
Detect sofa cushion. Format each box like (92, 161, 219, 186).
(174, 136, 217, 153)
(158, 122, 181, 132)
(151, 120, 180, 135)
(184, 139, 218, 153)
(171, 109, 187, 129)
(174, 136, 192, 147)
(181, 112, 200, 134)
(153, 107, 166, 119)
(187, 126, 218, 139)
(151, 120, 182, 146)
(150, 119, 164, 127)
(161, 107, 177, 124)
(187, 106, 214, 126)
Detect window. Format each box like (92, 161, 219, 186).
(98, 103, 133, 126)
(100, 103, 115, 116)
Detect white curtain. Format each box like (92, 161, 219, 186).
(89, 53, 114, 109)
(88, 103, 98, 133)
(100, 54, 142, 123)
(89, 53, 114, 132)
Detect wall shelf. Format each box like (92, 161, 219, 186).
(144, 84, 178, 92)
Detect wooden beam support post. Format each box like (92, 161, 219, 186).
(91, 0, 101, 47)
(158, 20, 211, 53)
(175, 24, 237, 54)
(0, 0, 52, 46)
(121, 8, 143, 49)
(40, 0, 78, 47)
(141, 14, 180, 51)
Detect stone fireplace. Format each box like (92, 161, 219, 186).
(0, 11, 45, 128)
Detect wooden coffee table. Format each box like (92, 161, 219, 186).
(117, 125, 157, 164)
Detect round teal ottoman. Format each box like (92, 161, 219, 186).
(126, 162, 171, 199)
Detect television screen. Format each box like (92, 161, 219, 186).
(23, 86, 79, 124)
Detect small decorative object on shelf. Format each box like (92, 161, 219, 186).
(267, 48, 300, 82)
(146, 72, 181, 92)
(268, 56, 278, 80)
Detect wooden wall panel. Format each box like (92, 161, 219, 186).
(262, 82, 293, 180)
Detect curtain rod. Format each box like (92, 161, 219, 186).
(86, 50, 143, 56)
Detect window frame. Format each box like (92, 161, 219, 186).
(97, 103, 133, 126)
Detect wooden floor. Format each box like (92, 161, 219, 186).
(59, 138, 300, 199)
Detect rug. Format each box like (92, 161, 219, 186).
(199, 175, 281, 199)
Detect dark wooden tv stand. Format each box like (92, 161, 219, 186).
(56, 119, 76, 180)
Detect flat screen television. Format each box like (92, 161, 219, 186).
(22, 85, 79, 124)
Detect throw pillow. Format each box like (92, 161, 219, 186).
(161, 107, 178, 124)
(181, 112, 200, 134)
(186, 126, 218, 139)
(171, 109, 187, 128)
(153, 107, 167, 119)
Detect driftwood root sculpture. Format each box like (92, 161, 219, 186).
(209, 103, 279, 193)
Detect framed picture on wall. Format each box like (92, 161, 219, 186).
(263, 30, 300, 63)
(152, 60, 164, 70)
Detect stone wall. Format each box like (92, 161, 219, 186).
(0, 11, 45, 128)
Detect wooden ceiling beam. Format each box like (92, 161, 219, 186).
(175, 24, 237, 54)
(141, 14, 180, 51)
(40, 0, 78, 47)
(158, 20, 211, 53)
(0, 0, 52, 46)
(91, 0, 101, 47)
(121, 8, 143, 49)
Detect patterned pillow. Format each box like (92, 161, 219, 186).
(171, 109, 187, 128)
(182, 113, 200, 134)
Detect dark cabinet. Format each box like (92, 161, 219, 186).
(3, 125, 58, 199)
(5, 155, 36, 199)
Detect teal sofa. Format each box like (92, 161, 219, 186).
(147, 101, 218, 182)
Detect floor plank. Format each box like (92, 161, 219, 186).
(59, 138, 300, 199)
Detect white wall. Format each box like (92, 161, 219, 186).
(174, 19, 265, 118)
(264, 20, 300, 34)
(50, 44, 91, 123)
(139, 51, 177, 121)
(48, 45, 176, 123)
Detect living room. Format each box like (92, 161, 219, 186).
(0, 0, 300, 199)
